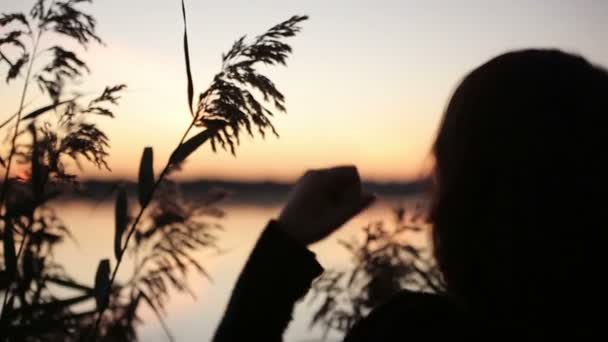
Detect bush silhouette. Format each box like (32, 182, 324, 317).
(309, 204, 444, 338)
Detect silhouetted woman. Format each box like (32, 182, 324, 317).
(212, 49, 608, 341)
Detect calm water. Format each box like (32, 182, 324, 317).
(52, 196, 426, 342)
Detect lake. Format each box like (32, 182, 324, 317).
(51, 195, 427, 342)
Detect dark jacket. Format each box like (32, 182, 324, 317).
(212, 221, 467, 341)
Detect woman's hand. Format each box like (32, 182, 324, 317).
(277, 166, 375, 246)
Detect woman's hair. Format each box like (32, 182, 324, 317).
(430, 49, 608, 332)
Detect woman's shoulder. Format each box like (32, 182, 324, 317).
(343, 290, 469, 342)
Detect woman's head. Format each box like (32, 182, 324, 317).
(430, 49, 608, 328)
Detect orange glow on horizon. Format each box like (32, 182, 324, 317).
(1, 0, 606, 183)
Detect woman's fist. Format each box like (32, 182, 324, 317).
(277, 166, 375, 246)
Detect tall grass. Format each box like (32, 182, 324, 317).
(0, 0, 308, 340)
(91, 1, 307, 338)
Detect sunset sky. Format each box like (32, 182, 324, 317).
(1, 0, 607, 182)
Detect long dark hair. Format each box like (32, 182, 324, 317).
(430, 49, 608, 333)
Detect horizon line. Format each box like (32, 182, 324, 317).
(79, 176, 430, 186)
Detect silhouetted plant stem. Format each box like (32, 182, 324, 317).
(0, 51, 11, 69)
(149, 305, 176, 342)
(0, 30, 42, 208)
(0, 29, 43, 320)
(0, 233, 27, 321)
(91, 119, 204, 340)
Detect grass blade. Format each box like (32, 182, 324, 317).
(0, 113, 17, 130)
(138, 147, 154, 207)
(29, 124, 45, 198)
(169, 129, 213, 165)
(114, 187, 128, 261)
(21, 99, 74, 121)
(45, 276, 93, 293)
(181, 0, 194, 115)
(3, 221, 16, 280)
(94, 259, 110, 311)
(140, 290, 175, 341)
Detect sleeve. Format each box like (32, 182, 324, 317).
(212, 220, 324, 342)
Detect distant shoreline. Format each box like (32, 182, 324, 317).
(55, 178, 431, 205)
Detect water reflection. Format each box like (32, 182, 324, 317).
(53, 196, 424, 342)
